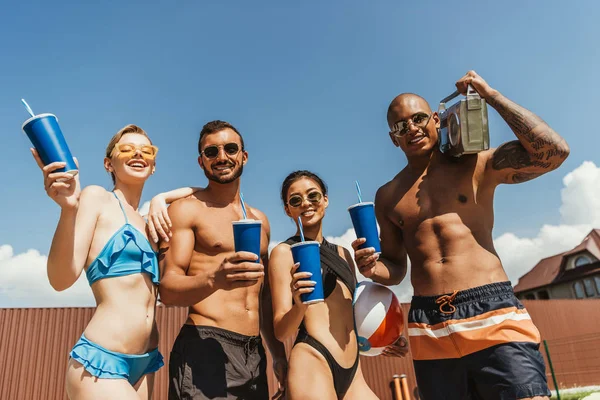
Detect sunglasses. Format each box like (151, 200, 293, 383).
(287, 191, 323, 208)
(201, 143, 241, 159)
(390, 112, 432, 137)
(113, 143, 159, 160)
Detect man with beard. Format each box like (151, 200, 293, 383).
(159, 120, 287, 400)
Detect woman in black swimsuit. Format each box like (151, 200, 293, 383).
(269, 170, 378, 399)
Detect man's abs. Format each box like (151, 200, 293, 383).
(185, 283, 262, 336)
(405, 213, 508, 296)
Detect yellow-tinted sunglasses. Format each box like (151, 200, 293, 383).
(113, 143, 159, 160)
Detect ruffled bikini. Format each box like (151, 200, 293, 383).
(69, 191, 163, 384)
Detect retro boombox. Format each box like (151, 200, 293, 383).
(438, 85, 490, 157)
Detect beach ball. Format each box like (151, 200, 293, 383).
(353, 281, 404, 356)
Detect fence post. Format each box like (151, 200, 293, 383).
(543, 340, 560, 400)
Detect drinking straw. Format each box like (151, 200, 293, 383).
(21, 99, 35, 118)
(355, 180, 363, 203)
(297, 216, 305, 242)
(240, 192, 248, 219)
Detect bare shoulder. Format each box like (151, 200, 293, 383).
(375, 173, 403, 211)
(480, 145, 503, 169)
(271, 242, 292, 258)
(80, 185, 110, 205)
(269, 243, 292, 265)
(480, 147, 496, 161)
(167, 196, 204, 226)
(249, 206, 270, 228)
(81, 184, 108, 196)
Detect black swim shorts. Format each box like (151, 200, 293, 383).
(169, 325, 269, 400)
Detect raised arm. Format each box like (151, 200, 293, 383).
(47, 186, 103, 291)
(158, 199, 214, 306)
(31, 149, 100, 291)
(455, 71, 570, 185)
(146, 186, 203, 243)
(352, 186, 408, 286)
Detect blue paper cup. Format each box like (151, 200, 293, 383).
(290, 241, 324, 304)
(232, 219, 262, 263)
(348, 202, 381, 254)
(22, 113, 78, 176)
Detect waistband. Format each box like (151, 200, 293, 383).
(181, 324, 262, 346)
(410, 281, 514, 310)
(78, 334, 159, 358)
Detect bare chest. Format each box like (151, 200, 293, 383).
(391, 162, 487, 230)
(193, 209, 268, 257)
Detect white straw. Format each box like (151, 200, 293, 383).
(21, 99, 35, 117)
(355, 180, 363, 203)
(240, 192, 248, 219)
(297, 216, 305, 242)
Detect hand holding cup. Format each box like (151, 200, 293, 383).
(352, 237, 379, 278)
(216, 251, 264, 286)
(290, 262, 316, 305)
(32, 148, 80, 209)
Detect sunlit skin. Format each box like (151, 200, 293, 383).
(352, 71, 569, 400)
(158, 126, 287, 395)
(270, 177, 384, 400)
(34, 131, 161, 400)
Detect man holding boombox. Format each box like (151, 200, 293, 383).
(353, 71, 569, 400)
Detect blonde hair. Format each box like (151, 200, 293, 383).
(105, 124, 153, 184)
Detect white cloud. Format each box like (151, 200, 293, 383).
(496, 161, 600, 285)
(559, 161, 600, 225)
(0, 245, 95, 308)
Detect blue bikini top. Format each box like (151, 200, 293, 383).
(85, 192, 159, 286)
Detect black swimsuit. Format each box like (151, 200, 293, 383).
(284, 236, 359, 398)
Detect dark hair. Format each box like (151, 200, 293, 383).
(198, 120, 245, 155)
(280, 170, 328, 205)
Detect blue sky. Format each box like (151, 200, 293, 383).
(1, 1, 599, 306)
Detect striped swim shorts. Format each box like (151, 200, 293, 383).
(408, 281, 551, 400)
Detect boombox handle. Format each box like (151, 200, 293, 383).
(439, 84, 478, 106)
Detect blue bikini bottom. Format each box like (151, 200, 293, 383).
(70, 333, 164, 385)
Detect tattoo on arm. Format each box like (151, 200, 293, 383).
(486, 94, 543, 139)
(491, 141, 534, 170)
(488, 92, 569, 182)
(512, 172, 542, 183)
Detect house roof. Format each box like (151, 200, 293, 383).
(563, 229, 600, 259)
(558, 260, 600, 283)
(514, 229, 600, 293)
